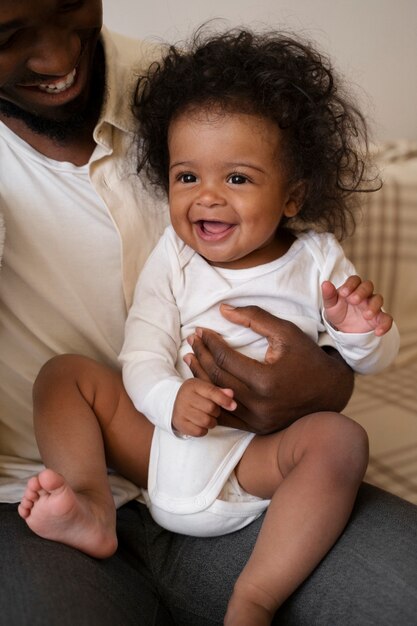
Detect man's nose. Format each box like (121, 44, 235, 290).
(26, 28, 81, 77)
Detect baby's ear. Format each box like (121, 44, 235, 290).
(284, 181, 307, 217)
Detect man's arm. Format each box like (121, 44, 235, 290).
(184, 305, 354, 435)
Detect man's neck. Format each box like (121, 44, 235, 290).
(0, 113, 97, 165)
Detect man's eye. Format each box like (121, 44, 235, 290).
(179, 174, 197, 183)
(0, 32, 19, 50)
(228, 174, 248, 185)
(61, 0, 84, 12)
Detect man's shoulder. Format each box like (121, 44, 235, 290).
(102, 28, 165, 73)
(97, 28, 165, 135)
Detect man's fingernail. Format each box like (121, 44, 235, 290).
(187, 335, 194, 346)
(222, 304, 235, 311)
(195, 327, 203, 338)
(183, 355, 191, 366)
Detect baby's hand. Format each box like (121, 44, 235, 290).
(172, 378, 236, 437)
(322, 275, 393, 336)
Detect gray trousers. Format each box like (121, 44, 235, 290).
(1, 483, 416, 626)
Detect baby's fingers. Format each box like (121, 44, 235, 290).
(359, 293, 393, 336)
(197, 382, 237, 412)
(344, 278, 375, 304)
(362, 293, 384, 320)
(338, 275, 363, 298)
(373, 310, 393, 336)
(321, 280, 338, 309)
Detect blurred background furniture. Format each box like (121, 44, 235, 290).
(343, 141, 417, 504)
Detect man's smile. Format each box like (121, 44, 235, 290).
(25, 69, 77, 94)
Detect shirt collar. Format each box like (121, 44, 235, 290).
(93, 27, 139, 151)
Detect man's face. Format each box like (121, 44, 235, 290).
(0, 0, 103, 125)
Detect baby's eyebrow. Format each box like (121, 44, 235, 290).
(224, 162, 266, 173)
(169, 160, 266, 174)
(169, 161, 194, 170)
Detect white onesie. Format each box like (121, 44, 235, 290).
(120, 225, 399, 536)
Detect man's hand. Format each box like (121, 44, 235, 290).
(183, 304, 354, 435)
(172, 378, 236, 437)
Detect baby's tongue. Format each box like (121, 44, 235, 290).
(202, 221, 230, 234)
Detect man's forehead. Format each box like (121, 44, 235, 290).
(0, 1, 45, 24)
(0, 0, 42, 18)
(0, 0, 103, 22)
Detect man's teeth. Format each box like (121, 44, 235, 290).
(38, 69, 76, 94)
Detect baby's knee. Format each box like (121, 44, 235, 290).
(308, 412, 369, 484)
(33, 354, 95, 402)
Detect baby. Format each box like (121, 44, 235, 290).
(19, 28, 399, 626)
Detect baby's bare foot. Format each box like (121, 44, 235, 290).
(18, 468, 117, 558)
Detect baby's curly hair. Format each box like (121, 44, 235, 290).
(134, 27, 378, 238)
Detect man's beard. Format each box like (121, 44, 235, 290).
(0, 43, 105, 144)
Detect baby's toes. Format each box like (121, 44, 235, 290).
(18, 497, 34, 518)
(26, 474, 42, 493)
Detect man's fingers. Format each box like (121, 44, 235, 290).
(217, 407, 253, 431)
(219, 304, 298, 363)
(183, 352, 211, 382)
(220, 304, 281, 339)
(191, 329, 263, 387)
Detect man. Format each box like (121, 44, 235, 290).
(1, 2, 416, 624)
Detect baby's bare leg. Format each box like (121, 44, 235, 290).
(225, 411, 369, 626)
(18, 354, 153, 558)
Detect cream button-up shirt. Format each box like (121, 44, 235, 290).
(0, 29, 168, 504)
(90, 28, 169, 309)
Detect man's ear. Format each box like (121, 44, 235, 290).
(284, 181, 307, 217)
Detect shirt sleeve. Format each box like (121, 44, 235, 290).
(322, 317, 400, 374)
(119, 232, 183, 434)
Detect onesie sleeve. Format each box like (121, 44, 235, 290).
(119, 231, 183, 434)
(313, 232, 400, 374)
(322, 318, 400, 374)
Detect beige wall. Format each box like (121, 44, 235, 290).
(102, 0, 416, 143)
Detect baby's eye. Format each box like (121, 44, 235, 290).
(228, 174, 249, 185)
(179, 173, 197, 184)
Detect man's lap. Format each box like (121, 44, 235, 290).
(0, 502, 172, 626)
(151, 483, 417, 625)
(277, 483, 417, 625)
(1, 483, 417, 626)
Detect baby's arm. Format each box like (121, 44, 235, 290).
(173, 379, 236, 437)
(322, 275, 393, 336)
(121, 229, 238, 436)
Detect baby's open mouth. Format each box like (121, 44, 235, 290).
(198, 220, 234, 235)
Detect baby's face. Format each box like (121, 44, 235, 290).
(167, 109, 300, 269)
